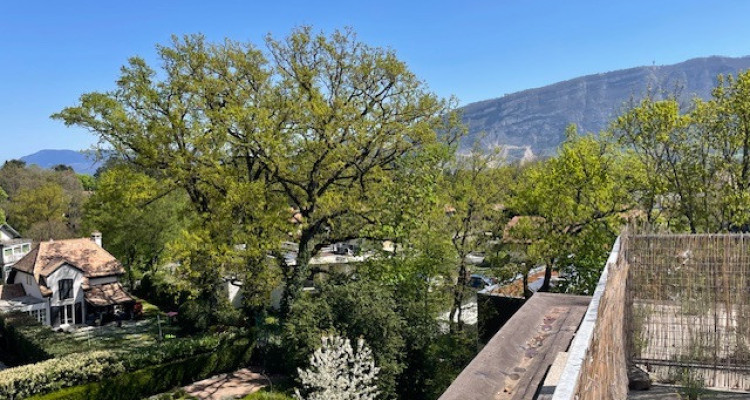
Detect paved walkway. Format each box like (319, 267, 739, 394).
(182, 368, 272, 400)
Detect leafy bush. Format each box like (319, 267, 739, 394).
(283, 279, 405, 399)
(177, 299, 211, 333)
(28, 341, 254, 400)
(119, 331, 239, 370)
(136, 272, 187, 314)
(0, 351, 123, 399)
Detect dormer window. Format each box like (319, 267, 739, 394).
(59, 279, 73, 300)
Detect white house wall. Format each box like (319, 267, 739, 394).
(47, 264, 85, 312)
(12, 271, 43, 298)
(226, 280, 243, 308)
(0, 229, 12, 241)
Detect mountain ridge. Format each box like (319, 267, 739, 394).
(16, 56, 750, 168)
(19, 149, 102, 175)
(459, 55, 750, 160)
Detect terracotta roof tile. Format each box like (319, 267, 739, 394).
(85, 282, 133, 306)
(12, 238, 124, 280)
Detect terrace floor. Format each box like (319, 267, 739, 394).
(628, 385, 750, 399)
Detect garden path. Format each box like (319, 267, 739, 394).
(182, 367, 272, 399)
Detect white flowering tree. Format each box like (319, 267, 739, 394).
(295, 335, 380, 400)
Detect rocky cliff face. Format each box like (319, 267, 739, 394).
(460, 56, 750, 160)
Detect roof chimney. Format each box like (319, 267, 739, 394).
(91, 231, 102, 247)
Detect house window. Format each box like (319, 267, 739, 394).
(22, 244, 30, 252)
(3, 248, 11, 259)
(59, 279, 74, 300)
(13, 246, 23, 255)
(27, 309, 47, 325)
(26, 275, 31, 285)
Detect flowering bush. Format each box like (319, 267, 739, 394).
(295, 335, 380, 400)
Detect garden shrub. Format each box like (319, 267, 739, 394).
(282, 279, 405, 399)
(177, 299, 211, 333)
(27, 340, 254, 400)
(0, 351, 123, 399)
(1, 325, 247, 400)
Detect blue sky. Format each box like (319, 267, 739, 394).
(2, 0, 750, 162)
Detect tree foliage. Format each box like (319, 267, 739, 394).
(0, 161, 87, 240)
(442, 145, 507, 330)
(509, 126, 634, 294)
(83, 165, 189, 287)
(54, 27, 458, 317)
(0, 186, 6, 224)
(283, 278, 405, 399)
(614, 70, 750, 233)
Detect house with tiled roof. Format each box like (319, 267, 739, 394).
(0, 223, 32, 283)
(0, 232, 134, 327)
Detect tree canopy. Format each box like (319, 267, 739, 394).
(54, 27, 460, 316)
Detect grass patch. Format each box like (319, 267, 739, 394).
(4, 296, 181, 359)
(242, 390, 295, 400)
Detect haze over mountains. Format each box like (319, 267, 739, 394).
(459, 55, 750, 160)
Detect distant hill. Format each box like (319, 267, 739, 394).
(19, 150, 103, 175)
(460, 55, 750, 160)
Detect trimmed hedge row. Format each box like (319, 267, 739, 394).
(0, 351, 123, 399)
(27, 340, 254, 400)
(0, 313, 51, 366)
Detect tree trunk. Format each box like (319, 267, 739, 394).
(539, 261, 553, 292)
(281, 232, 312, 318)
(450, 261, 468, 333)
(523, 270, 533, 299)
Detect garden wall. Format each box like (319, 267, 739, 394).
(552, 237, 629, 400)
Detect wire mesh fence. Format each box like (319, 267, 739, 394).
(624, 232, 750, 391)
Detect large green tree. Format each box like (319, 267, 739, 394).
(0, 161, 87, 239)
(442, 146, 507, 331)
(54, 27, 459, 317)
(614, 71, 750, 233)
(83, 165, 189, 288)
(6, 182, 72, 240)
(510, 127, 634, 294)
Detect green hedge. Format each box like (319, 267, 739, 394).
(27, 340, 254, 400)
(0, 351, 123, 399)
(0, 313, 51, 366)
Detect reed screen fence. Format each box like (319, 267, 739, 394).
(625, 233, 750, 391)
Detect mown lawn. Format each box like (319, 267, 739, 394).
(11, 295, 181, 358)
